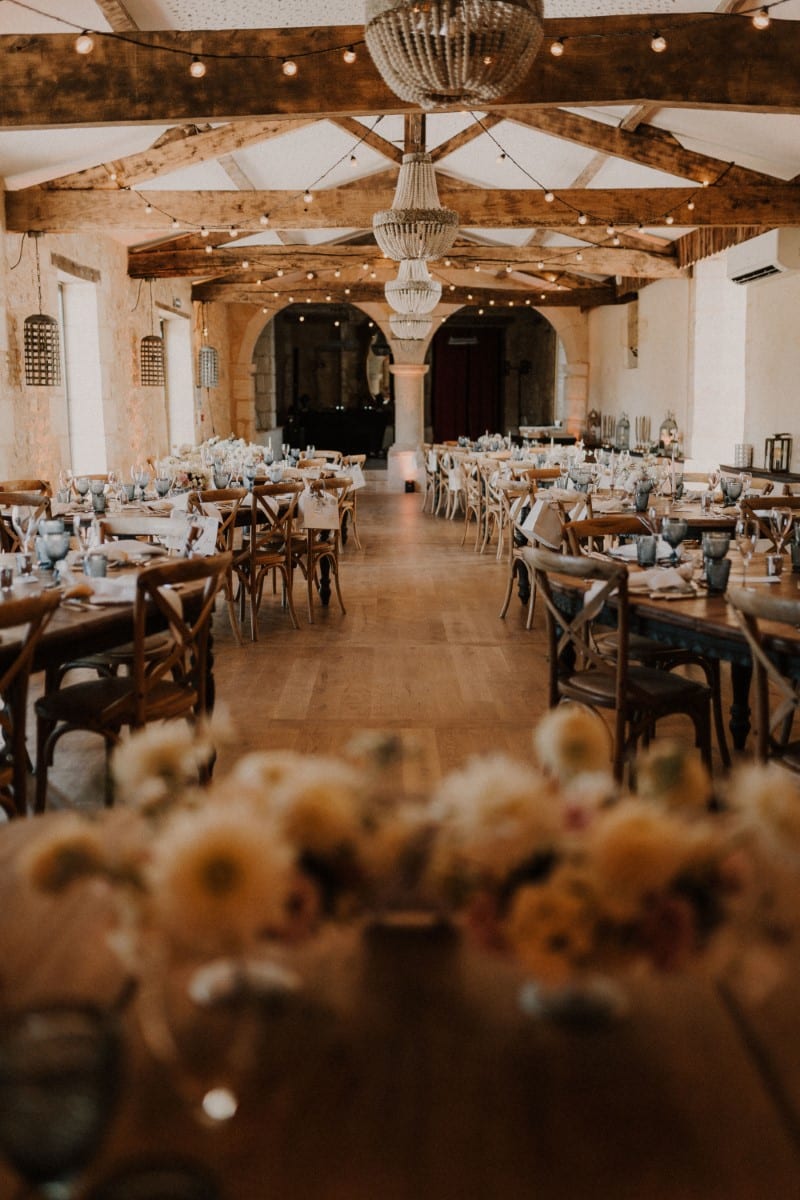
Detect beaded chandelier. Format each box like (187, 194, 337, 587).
(373, 152, 458, 261)
(385, 259, 443, 314)
(389, 314, 433, 340)
(365, 0, 544, 110)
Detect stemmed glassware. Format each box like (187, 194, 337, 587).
(10, 506, 36, 554)
(131, 464, 151, 500)
(0, 1003, 121, 1199)
(74, 515, 98, 566)
(769, 507, 793, 555)
(73, 477, 91, 507)
(735, 516, 758, 587)
(661, 516, 689, 565)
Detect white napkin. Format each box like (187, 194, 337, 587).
(628, 564, 695, 593)
(608, 537, 672, 561)
(87, 576, 138, 605)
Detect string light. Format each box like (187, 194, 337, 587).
(665, 214, 674, 225)
(650, 32, 667, 52)
(145, 202, 153, 214)
(549, 38, 565, 57)
(306, 271, 315, 280)
(544, 191, 555, 203)
(578, 213, 588, 226)
(205, 243, 213, 254)
(350, 153, 358, 165)
(752, 7, 771, 27)
(242, 259, 250, 269)
(189, 56, 206, 78)
(343, 46, 357, 63)
(303, 190, 313, 203)
(575, 251, 583, 263)
(229, 225, 238, 238)
(687, 199, 696, 211)
(282, 58, 298, 76)
(260, 213, 270, 226)
(75, 30, 94, 54)
(200, 225, 208, 236)
(496, 151, 507, 164)
(612, 235, 621, 245)
(171, 217, 180, 230)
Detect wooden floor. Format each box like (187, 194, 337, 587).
(34, 478, 732, 811)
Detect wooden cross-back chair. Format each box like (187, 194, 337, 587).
(526, 546, 713, 782)
(0, 492, 52, 553)
(727, 585, 800, 771)
(565, 514, 651, 556)
(236, 481, 303, 639)
(339, 456, 365, 549)
(738, 496, 800, 552)
(187, 486, 249, 644)
(0, 479, 51, 496)
(293, 478, 350, 623)
(35, 553, 231, 810)
(0, 590, 61, 817)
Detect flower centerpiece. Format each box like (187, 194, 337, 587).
(18, 708, 800, 1041)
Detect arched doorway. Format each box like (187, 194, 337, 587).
(429, 307, 557, 442)
(253, 304, 393, 456)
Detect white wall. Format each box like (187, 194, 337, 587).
(587, 248, 800, 474)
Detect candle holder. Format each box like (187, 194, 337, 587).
(764, 433, 792, 473)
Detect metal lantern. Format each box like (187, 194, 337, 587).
(764, 432, 793, 473)
(365, 0, 545, 111)
(140, 279, 165, 386)
(23, 234, 61, 387)
(198, 343, 219, 388)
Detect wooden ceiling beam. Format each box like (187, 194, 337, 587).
(329, 117, 404, 164)
(129, 242, 682, 280)
(429, 115, 504, 162)
(1, 17, 799, 129)
(12, 183, 800, 233)
(192, 281, 616, 308)
(43, 118, 317, 190)
(493, 107, 775, 186)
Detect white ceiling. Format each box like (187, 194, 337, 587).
(0, 0, 798, 275)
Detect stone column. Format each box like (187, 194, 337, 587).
(562, 361, 589, 438)
(387, 362, 428, 492)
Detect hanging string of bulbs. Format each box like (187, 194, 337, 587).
(130, 116, 386, 238)
(5, 0, 792, 81)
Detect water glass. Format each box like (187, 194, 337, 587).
(0, 567, 12, 591)
(702, 532, 731, 561)
(636, 535, 657, 567)
(91, 491, 107, 515)
(16, 551, 33, 577)
(704, 557, 731, 593)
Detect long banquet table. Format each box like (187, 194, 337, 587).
(2, 807, 800, 1199)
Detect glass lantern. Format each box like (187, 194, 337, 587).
(764, 433, 793, 473)
(659, 410, 679, 451)
(615, 412, 630, 452)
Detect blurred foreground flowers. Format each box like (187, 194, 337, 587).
(19, 706, 800, 1003)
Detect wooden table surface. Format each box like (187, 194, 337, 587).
(2, 815, 800, 1200)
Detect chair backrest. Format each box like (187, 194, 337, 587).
(0, 589, 61, 809)
(98, 514, 191, 548)
(187, 487, 248, 556)
(0, 493, 52, 552)
(341, 454, 366, 468)
(248, 482, 303, 561)
(0, 479, 51, 496)
(566, 514, 651, 556)
(727, 585, 800, 764)
(111, 553, 231, 726)
(524, 545, 630, 709)
(739, 495, 800, 549)
(316, 450, 343, 464)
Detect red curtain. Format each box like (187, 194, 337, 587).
(430, 325, 504, 442)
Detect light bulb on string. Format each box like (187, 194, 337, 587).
(171, 217, 180, 230)
(577, 213, 588, 226)
(549, 38, 565, 57)
(350, 153, 358, 165)
(303, 190, 313, 203)
(650, 32, 667, 53)
(343, 46, 357, 63)
(260, 213, 270, 226)
(144, 202, 153, 214)
(752, 7, 770, 28)
(205, 243, 213, 254)
(496, 152, 506, 165)
(612, 235, 621, 245)
(75, 30, 94, 54)
(544, 191, 554, 203)
(665, 214, 674, 225)
(687, 199, 695, 212)
(189, 56, 206, 78)
(282, 58, 298, 76)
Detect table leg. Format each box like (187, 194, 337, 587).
(730, 660, 753, 751)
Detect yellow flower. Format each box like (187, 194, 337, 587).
(229, 749, 306, 795)
(505, 867, 598, 984)
(270, 759, 367, 858)
(728, 763, 800, 859)
(635, 742, 712, 811)
(20, 816, 107, 893)
(533, 704, 612, 781)
(429, 754, 561, 888)
(589, 800, 718, 920)
(145, 805, 292, 953)
(112, 721, 214, 809)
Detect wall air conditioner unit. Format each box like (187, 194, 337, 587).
(727, 228, 800, 285)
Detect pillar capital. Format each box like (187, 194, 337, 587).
(389, 362, 429, 380)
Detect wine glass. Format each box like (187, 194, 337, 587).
(10, 506, 36, 554)
(769, 507, 793, 555)
(74, 477, 91, 507)
(661, 516, 689, 565)
(0, 1003, 120, 1199)
(154, 471, 174, 499)
(74, 515, 98, 565)
(735, 516, 758, 586)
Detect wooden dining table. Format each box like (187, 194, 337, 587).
(1, 808, 800, 1199)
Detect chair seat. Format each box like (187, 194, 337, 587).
(36, 676, 199, 728)
(561, 665, 710, 710)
